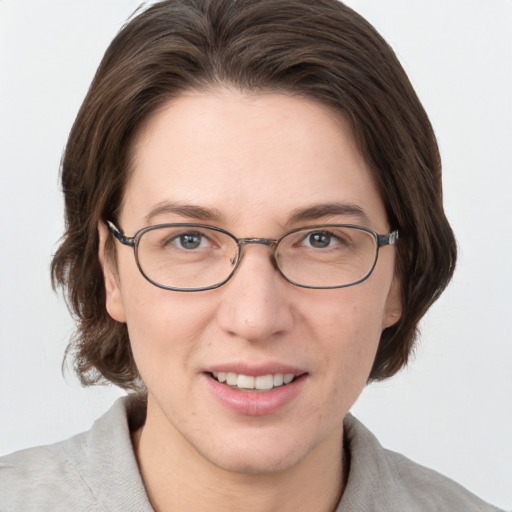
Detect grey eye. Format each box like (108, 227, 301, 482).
(307, 231, 331, 248)
(176, 232, 203, 249)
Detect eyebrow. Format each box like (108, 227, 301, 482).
(144, 201, 223, 224)
(144, 200, 371, 227)
(287, 203, 371, 226)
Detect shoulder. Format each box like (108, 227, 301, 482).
(0, 433, 100, 511)
(339, 414, 505, 512)
(0, 395, 152, 512)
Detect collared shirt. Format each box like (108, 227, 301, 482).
(0, 396, 503, 511)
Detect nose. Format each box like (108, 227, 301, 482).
(216, 244, 294, 342)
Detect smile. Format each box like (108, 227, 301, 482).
(205, 370, 308, 415)
(211, 372, 298, 391)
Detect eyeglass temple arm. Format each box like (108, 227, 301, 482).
(377, 230, 399, 247)
(106, 220, 135, 247)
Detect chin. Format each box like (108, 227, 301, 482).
(208, 447, 306, 476)
(193, 428, 318, 476)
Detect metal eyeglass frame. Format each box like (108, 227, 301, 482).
(106, 220, 399, 292)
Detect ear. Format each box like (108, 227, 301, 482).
(382, 275, 402, 329)
(98, 222, 127, 323)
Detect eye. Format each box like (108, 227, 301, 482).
(304, 231, 334, 249)
(171, 232, 209, 250)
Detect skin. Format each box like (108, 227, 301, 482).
(98, 89, 401, 512)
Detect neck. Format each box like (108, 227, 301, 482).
(132, 397, 347, 512)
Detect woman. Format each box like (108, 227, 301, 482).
(0, 1, 505, 510)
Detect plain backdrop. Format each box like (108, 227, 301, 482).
(0, 1, 511, 509)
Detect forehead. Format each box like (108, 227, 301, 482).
(122, 89, 387, 231)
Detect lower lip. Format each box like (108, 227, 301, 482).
(204, 373, 307, 417)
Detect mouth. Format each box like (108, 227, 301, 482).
(205, 368, 308, 415)
(209, 371, 302, 391)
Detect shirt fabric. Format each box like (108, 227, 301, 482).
(0, 395, 504, 511)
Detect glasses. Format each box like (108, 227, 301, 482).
(107, 221, 399, 292)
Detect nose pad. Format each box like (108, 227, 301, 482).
(270, 253, 279, 271)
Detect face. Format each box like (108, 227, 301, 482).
(100, 89, 401, 475)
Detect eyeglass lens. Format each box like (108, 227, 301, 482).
(135, 225, 378, 290)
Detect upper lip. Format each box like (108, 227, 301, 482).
(205, 362, 307, 377)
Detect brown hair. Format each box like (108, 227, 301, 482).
(52, 0, 456, 390)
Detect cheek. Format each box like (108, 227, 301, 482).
(288, 290, 384, 442)
(119, 277, 216, 385)
(308, 284, 387, 352)
(305, 284, 389, 387)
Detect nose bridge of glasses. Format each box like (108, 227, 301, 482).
(238, 237, 278, 248)
(235, 238, 279, 270)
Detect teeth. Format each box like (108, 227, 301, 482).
(255, 375, 274, 390)
(237, 374, 255, 389)
(273, 374, 284, 386)
(212, 372, 297, 390)
(283, 374, 294, 384)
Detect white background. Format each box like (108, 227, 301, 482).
(0, 1, 510, 509)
